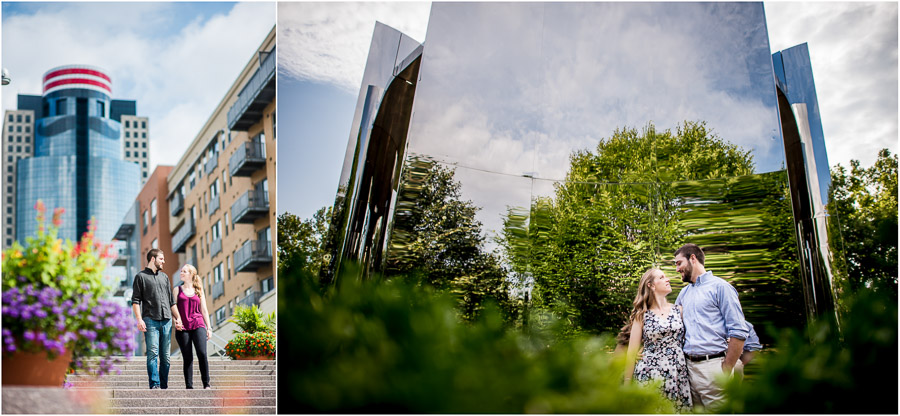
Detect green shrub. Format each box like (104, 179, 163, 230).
(278, 264, 673, 413)
(720, 287, 897, 413)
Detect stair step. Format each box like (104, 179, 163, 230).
(67, 374, 274, 382)
(108, 397, 274, 407)
(95, 364, 275, 371)
(107, 406, 276, 414)
(67, 380, 276, 388)
(85, 369, 275, 376)
(109, 388, 274, 398)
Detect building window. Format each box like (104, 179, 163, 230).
(25, 137, 29, 143)
(142, 121, 146, 129)
(142, 162, 147, 168)
(15, 146, 20, 153)
(16, 136, 21, 143)
(125, 151, 130, 157)
(223, 212, 229, 236)
(16, 126, 21, 132)
(142, 133, 146, 139)
(125, 120, 130, 128)
(7, 114, 12, 122)
(125, 141, 130, 148)
(142, 210, 148, 235)
(143, 171, 148, 178)
(16, 114, 22, 123)
(24, 146, 29, 153)
(214, 262, 223, 282)
(225, 255, 231, 280)
(97, 101, 105, 117)
(24, 126, 30, 133)
(6, 239, 11, 246)
(216, 307, 225, 325)
(143, 152, 147, 158)
(150, 199, 157, 224)
(7, 136, 11, 142)
(6, 166, 11, 173)
(125, 131, 130, 138)
(188, 169, 196, 190)
(55, 99, 65, 116)
(7, 126, 11, 132)
(25, 115, 30, 123)
(151, 238, 158, 249)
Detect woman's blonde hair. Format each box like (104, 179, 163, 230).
(616, 268, 664, 345)
(183, 264, 204, 299)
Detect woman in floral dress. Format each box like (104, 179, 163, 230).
(622, 268, 692, 412)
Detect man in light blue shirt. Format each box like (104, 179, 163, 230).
(673, 243, 748, 410)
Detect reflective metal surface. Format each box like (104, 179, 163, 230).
(332, 3, 836, 331)
(329, 22, 423, 281)
(773, 43, 838, 319)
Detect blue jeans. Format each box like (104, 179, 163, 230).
(143, 318, 172, 389)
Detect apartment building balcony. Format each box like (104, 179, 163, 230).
(170, 192, 184, 216)
(204, 153, 219, 175)
(172, 219, 196, 253)
(113, 222, 134, 242)
(112, 247, 128, 267)
(228, 139, 266, 177)
(183, 257, 197, 271)
(227, 47, 276, 131)
(237, 290, 260, 308)
(212, 280, 225, 300)
(208, 194, 220, 216)
(234, 240, 272, 272)
(231, 190, 269, 224)
(210, 237, 222, 258)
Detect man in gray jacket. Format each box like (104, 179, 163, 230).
(132, 249, 183, 389)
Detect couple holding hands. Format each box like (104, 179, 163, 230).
(622, 244, 761, 412)
(131, 249, 213, 390)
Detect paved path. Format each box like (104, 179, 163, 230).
(2, 356, 276, 414)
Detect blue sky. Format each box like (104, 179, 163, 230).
(2, 1, 276, 171)
(278, 2, 898, 222)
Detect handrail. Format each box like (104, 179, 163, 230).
(170, 328, 229, 359)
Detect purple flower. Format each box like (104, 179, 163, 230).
(17, 275, 26, 282)
(36, 332, 47, 342)
(56, 275, 65, 282)
(94, 341, 108, 350)
(2, 329, 10, 337)
(21, 308, 32, 320)
(23, 330, 35, 342)
(52, 306, 62, 315)
(5, 343, 16, 352)
(34, 309, 48, 319)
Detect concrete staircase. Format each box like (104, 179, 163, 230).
(67, 356, 275, 414)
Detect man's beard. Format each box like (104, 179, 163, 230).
(680, 264, 693, 283)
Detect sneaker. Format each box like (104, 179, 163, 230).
(150, 386, 160, 390)
(204, 386, 212, 390)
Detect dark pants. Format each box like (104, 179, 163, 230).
(174, 328, 210, 388)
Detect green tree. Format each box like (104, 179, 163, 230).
(277, 207, 331, 278)
(386, 156, 511, 321)
(501, 121, 761, 335)
(828, 149, 898, 301)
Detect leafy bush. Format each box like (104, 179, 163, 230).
(720, 287, 898, 413)
(228, 304, 275, 334)
(278, 264, 673, 413)
(224, 331, 275, 359)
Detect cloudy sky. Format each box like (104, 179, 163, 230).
(278, 2, 897, 222)
(2, 2, 276, 172)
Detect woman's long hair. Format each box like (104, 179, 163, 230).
(616, 268, 664, 345)
(183, 264, 205, 300)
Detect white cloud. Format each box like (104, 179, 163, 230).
(277, 1, 431, 92)
(2, 2, 276, 171)
(765, 2, 898, 169)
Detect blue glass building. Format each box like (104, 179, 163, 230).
(17, 65, 141, 244)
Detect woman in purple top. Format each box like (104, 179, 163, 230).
(173, 264, 212, 389)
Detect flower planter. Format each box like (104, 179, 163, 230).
(235, 355, 274, 361)
(2, 349, 72, 386)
